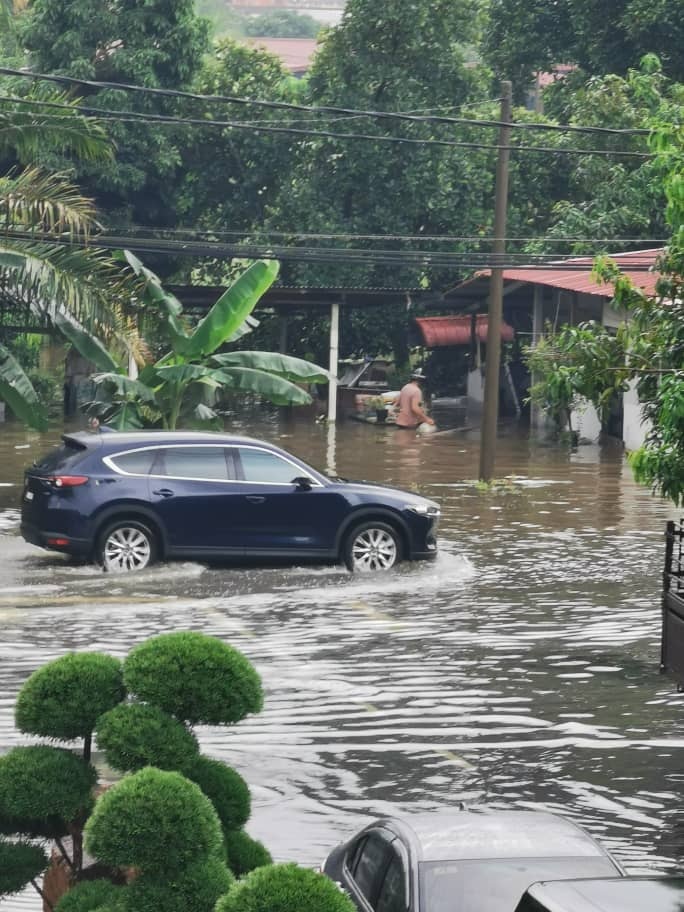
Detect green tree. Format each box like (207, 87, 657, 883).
(482, 0, 684, 99)
(20, 0, 210, 228)
(216, 863, 357, 912)
(88, 257, 330, 429)
(244, 10, 321, 38)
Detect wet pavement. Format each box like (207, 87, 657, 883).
(1, 415, 683, 907)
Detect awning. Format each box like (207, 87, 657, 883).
(415, 315, 515, 348)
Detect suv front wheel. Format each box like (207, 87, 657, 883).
(97, 519, 157, 573)
(343, 521, 402, 572)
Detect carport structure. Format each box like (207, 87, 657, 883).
(170, 283, 443, 422)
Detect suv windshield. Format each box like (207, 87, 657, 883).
(420, 857, 618, 912)
(33, 440, 87, 473)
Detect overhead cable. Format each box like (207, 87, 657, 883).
(0, 66, 651, 137)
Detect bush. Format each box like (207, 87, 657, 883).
(125, 857, 234, 912)
(55, 879, 124, 912)
(222, 829, 272, 877)
(95, 702, 199, 773)
(15, 653, 125, 741)
(0, 839, 49, 894)
(216, 863, 357, 912)
(186, 757, 250, 830)
(123, 632, 263, 725)
(84, 768, 222, 875)
(0, 746, 96, 827)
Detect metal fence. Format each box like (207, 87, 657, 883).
(661, 520, 684, 688)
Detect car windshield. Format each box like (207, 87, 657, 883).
(32, 439, 87, 473)
(420, 856, 618, 912)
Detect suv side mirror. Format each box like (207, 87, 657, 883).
(292, 476, 313, 490)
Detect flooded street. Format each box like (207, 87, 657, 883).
(1, 416, 683, 906)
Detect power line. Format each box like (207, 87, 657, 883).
(5, 229, 659, 271)
(0, 94, 657, 158)
(114, 224, 668, 246)
(0, 65, 651, 137)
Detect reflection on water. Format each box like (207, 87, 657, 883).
(1, 417, 683, 908)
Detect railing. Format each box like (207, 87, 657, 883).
(661, 520, 684, 687)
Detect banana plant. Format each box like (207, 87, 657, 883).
(88, 257, 330, 430)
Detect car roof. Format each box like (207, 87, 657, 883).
(520, 876, 684, 912)
(381, 811, 610, 862)
(65, 431, 285, 451)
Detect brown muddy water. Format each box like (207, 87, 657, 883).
(1, 415, 683, 907)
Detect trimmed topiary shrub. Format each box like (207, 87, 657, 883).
(216, 863, 357, 912)
(0, 839, 49, 895)
(0, 746, 96, 827)
(123, 632, 263, 725)
(95, 702, 199, 773)
(125, 857, 234, 912)
(15, 653, 125, 741)
(222, 828, 273, 877)
(55, 879, 124, 912)
(186, 757, 250, 830)
(84, 767, 223, 875)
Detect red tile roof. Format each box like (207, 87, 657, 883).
(244, 37, 318, 74)
(464, 248, 663, 298)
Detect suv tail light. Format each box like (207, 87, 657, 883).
(47, 475, 89, 488)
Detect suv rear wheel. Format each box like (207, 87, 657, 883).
(97, 520, 156, 573)
(344, 521, 402, 572)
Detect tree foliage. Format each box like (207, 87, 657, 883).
(244, 10, 321, 38)
(55, 879, 124, 912)
(187, 757, 250, 831)
(84, 767, 223, 875)
(123, 631, 263, 725)
(482, 0, 684, 99)
(95, 702, 199, 773)
(222, 828, 273, 877)
(125, 857, 234, 912)
(216, 863, 357, 912)
(15, 652, 125, 741)
(0, 839, 49, 895)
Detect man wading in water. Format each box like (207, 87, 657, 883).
(394, 369, 435, 430)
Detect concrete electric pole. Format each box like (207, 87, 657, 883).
(478, 80, 513, 483)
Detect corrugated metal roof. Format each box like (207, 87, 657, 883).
(464, 248, 663, 298)
(415, 314, 515, 348)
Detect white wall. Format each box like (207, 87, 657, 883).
(622, 379, 650, 451)
(570, 398, 602, 443)
(467, 368, 485, 404)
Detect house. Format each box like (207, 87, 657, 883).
(443, 248, 664, 447)
(244, 37, 319, 76)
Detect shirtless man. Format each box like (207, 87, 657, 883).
(394, 369, 435, 430)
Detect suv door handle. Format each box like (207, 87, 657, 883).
(246, 495, 265, 504)
(152, 488, 174, 498)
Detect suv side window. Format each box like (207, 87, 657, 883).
(376, 848, 407, 912)
(236, 447, 300, 484)
(351, 833, 392, 907)
(156, 447, 231, 481)
(108, 449, 158, 476)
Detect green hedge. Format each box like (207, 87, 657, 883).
(123, 632, 263, 725)
(84, 767, 222, 875)
(216, 863, 357, 912)
(0, 746, 96, 828)
(95, 702, 199, 773)
(15, 653, 125, 740)
(0, 839, 49, 895)
(55, 879, 124, 912)
(222, 829, 273, 877)
(125, 857, 234, 912)
(186, 757, 250, 830)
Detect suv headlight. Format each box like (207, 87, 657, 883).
(405, 503, 440, 515)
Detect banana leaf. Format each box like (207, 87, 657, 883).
(212, 351, 330, 383)
(115, 250, 189, 348)
(91, 372, 156, 402)
(154, 364, 225, 386)
(224, 314, 260, 344)
(0, 342, 48, 430)
(54, 311, 120, 373)
(184, 260, 279, 359)
(215, 367, 313, 406)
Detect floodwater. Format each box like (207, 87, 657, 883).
(1, 415, 684, 907)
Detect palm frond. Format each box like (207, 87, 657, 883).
(0, 94, 112, 162)
(0, 168, 99, 237)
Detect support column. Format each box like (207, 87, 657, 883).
(327, 299, 340, 422)
(278, 312, 288, 354)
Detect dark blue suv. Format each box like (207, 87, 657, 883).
(21, 431, 440, 573)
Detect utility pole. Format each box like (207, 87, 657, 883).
(479, 80, 512, 482)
